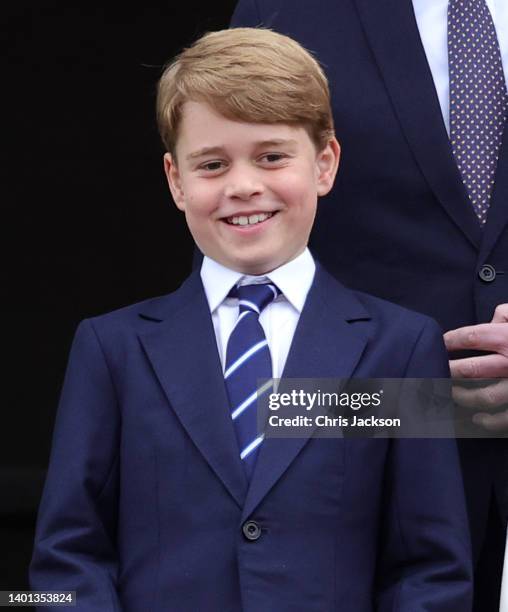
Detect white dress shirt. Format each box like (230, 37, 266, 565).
(200, 248, 316, 379)
(411, 0, 508, 134)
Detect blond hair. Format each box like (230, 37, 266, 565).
(156, 27, 334, 155)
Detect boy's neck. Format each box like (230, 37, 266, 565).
(200, 249, 316, 315)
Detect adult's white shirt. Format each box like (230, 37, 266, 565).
(412, 0, 508, 134)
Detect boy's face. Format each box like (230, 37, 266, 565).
(164, 101, 340, 275)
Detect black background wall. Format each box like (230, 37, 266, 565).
(3, 1, 237, 593)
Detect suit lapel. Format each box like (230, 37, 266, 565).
(481, 124, 508, 259)
(353, 0, 482, 249)
(138, 273, 248, 508)
(241, 265, 370, 521)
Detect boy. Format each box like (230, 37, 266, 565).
(30, 28, 472, 611)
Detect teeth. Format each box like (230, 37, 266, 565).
(228, 212, 273, 226)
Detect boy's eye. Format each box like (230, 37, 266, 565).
(259, 153, 287, 164)
(200, 160, 225, 172)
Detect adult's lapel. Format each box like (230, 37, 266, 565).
(481, 124, 508, 259)
(353, 0, 482, 249)
(241, 265, 370, 521)
(138, 273, 248, 508)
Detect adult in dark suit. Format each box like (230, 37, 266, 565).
(231, 1, 508, 609)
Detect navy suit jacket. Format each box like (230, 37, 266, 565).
(31, 265, 472, 611)
(231, 1, 508, 605)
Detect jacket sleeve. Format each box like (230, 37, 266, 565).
(376, 318, 473, 611)
(30, 319, 122, 611)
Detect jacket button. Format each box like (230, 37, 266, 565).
(478, 264, 496, 283)
(242, 520, 262, 541)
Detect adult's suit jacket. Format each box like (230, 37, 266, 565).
(31, 266, 472, 611)
(231, 1, 508, 608)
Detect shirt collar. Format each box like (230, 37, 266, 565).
(200, 248, 316, 314)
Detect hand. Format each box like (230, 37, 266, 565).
(443, 304, 508, 432)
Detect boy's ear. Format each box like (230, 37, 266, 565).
(316, 137, 341, 197)
(163, 153, 186, 211)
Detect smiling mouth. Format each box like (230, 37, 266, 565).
(224, 212, 275, 226)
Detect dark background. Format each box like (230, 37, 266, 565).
(3, 1, 237, 592)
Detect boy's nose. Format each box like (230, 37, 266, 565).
(224, 168, 264, 200)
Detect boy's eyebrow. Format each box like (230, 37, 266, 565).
(186, 146, 224, 160)
(186, 139, 299, 161)
(256, 139, 299, 149)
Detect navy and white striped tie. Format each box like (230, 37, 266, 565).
(225, 282, 279, 478)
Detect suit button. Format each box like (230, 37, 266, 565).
(242, 520, 261, 541)
(478, 264, 496, 282)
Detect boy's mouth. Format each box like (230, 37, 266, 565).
(223, 212, 275, 226)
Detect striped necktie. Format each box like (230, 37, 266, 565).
(224, 282, 279, 478)
(448, 0, 508, 225)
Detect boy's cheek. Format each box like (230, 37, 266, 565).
(183, 186, 218, 212)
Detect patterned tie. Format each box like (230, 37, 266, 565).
(448, 0, 508, 225)
(224, 282, 279, 478)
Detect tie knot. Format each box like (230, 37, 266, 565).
(230, 282, 280, 315)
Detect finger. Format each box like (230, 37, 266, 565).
(449, 353, 508, 378)
(452, 379, 508, 409)
(444, 323, 508, 354)
(472, 410, 508, 432)
(491, 303, 508, 324)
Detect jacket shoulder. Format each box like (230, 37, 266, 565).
(353, 288, 442, 337)
(316, 263, 442, 338)
(84, 271, 202, 337)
